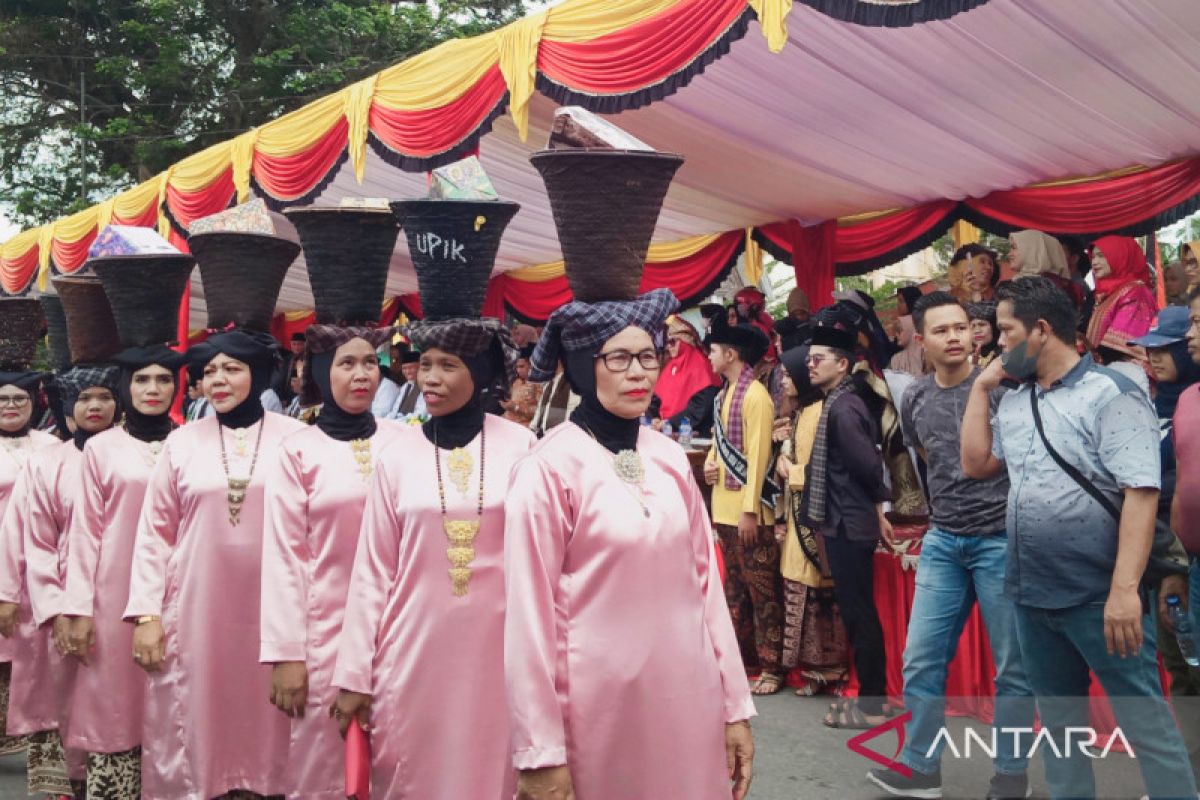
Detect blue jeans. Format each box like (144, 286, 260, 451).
(1016, 602, 1198, 799)
(899, 529, 1036, 776)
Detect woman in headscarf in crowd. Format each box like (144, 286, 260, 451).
(652, 315, 721, 436)
(60, 254, 191, 799)
(1182, 241, 1200, 293)
(0, 299, 60, 761)
(501, 345, 544, 428)
(503, 144, 753, 800)
(830, 290, 895, 372)
(888, 314, 925, 377)
(332, 195, 534, 799)
(1008, 229, 1088, 319)
(958, 244, 1000, 303)
(968, 301, 1001, 368)
(774, 346, 848, 695)
(1164, 261, 1190, 307)
(125, 223, 304, 800)
(1085, 235, 1158, 390)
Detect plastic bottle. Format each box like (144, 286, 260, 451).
(640, 414, 651, 427)
(661, 420, 673, 440)
(678, 417, 693, 448)
(1166, 595, 1199, 667)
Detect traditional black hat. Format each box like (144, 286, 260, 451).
(706, 315, 769, 366)
(89, 254, 194, 348)
(283, 207, 401, 325)
(39, 294, 72, 372)
(189, 232, 298, 332)
(52, 276, 123, 365)
(0, 297, 46, 370)
(399, 349, 420, 364)
(811, 324, 858, 354)
(389, 199, 519, 320)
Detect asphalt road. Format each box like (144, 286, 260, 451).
(0, 692, 1162, 799)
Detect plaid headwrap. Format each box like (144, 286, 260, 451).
(56, 364, 122, 408)
(404, 317, 520, 391)
(302, 324, 396, 406)
(529, 288, 679, 382)
(966, 301, 997, 323)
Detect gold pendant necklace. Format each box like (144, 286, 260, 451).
(447, 447, 473, 496)
(350, 438, 373, 482)
(218, 422, 265, 526)
(434, 424, 486, 598)
(139, 439, 165, 469)
(583, 427, 650, 518)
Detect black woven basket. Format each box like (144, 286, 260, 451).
(38, 294, 72, 372)
(283, 207, 401, 326)
(529, 149, 683, 302)
(52, 276, 123, 365)
(390, 199, 519, 320)
(0, 298, 46, 370)
(90, 254, 195, 347)
(189, 232, 299, 332)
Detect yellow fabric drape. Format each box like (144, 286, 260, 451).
(231, 130, 261, 203)
(497, 12, 548, 142)
(255, 92, 344, 158)
(344, 75, 379, 183)
(504, 232, 723, 283)
(748, 0, 792, 53)
(951, 219, 979, 249)
(156, 168, 176, 239)
(169, 141, 234, 194)
(112, 179, 161, 222)
(96, 198, 116, 233)
(373, 34, 499, 111)
(541, 0, 684, 43)
(36, 225, 56, 288)
(743, 226, 763, 285)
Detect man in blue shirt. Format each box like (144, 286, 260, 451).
(962, 277, 1195, 800)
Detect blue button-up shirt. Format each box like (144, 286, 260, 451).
(991, 355, 1160, 609)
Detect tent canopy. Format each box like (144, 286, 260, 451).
(3, 0, 1199, 327)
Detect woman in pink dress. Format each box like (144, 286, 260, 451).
(503, 146, 754, 800)
(1086, 235, 1159, 382)
(332, 195, 533, 799)
(62, 251, 193, 799)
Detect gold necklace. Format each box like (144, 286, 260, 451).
(350, 438, 373, 482)
(217, 422, 265, 526)
(582, 427, 649, 518)
(434, 424, 485, 598)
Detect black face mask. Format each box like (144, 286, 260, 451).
(311, 351, 377, 443)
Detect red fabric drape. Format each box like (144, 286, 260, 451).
(537, 0, 746, 96)
(837, 201, 957, 265)
(369, 67, 508, 160)
(254, 119, 349, 203)
(0, 247, 39, 295)
(50, 230, 99, 274)
(965, 158, 1200, 235)
(759, 220, 838, 309)
(113, 203, 161, 230)
(165, 169, 237, 232)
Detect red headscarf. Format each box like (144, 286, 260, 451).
(1093, 236, 1150, 298)
(656, 321, 720, 419)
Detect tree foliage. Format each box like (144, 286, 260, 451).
(0, 0, 526, 228)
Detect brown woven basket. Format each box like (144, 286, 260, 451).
(52, 276, 123, 365)
(0, 298, 46, 370)
(529, 149, 683, 302)
(390, 199, 519, 320)
(189, 232, 299, 332)
(38, 294, 72, 372)
(284, 207, 401, 325)
(90, 254, 195, 348)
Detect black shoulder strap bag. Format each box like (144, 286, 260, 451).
(1030, 389, 1188, 588)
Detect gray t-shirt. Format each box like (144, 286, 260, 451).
(901, 369, 1009, 536)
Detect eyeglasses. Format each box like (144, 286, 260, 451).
(0, 395, 30, 408)
(594, 349, 664, 372)
(806, 354, 830, 366)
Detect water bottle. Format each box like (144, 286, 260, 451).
(661, 420, 673, 440)
(678, 417, 693, 448)
(1166, 595, 1199, 667)
(640, 414, 651, 427)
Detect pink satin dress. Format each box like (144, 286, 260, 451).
(259, 421, 405, 799)
(333, 415, 536, 799)
(124, 414, 303, 800)
(504, 423, 756, 799)
(61, 427, 162, 753)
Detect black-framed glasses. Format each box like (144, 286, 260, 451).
(806, 354, 830, 366)
(594, 349, 664, 372)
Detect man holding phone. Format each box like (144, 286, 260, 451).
(961, 276, 1195, 800)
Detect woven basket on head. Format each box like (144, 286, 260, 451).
(53, 276, 123, 365)
(91, 254, 195, 348)
(530, 149, 683, 302)
(189, 232, 299, 332)
(0, 298, 46, 370)
(390, 199, 519, 320)
(39, 294, 72, 372)
(284, 207, 401, 326)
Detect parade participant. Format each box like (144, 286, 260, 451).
(60, 249, 193, 799)
(262, 204, 406, 799)
(504, 139, 754, 800)
(333, 191, 533, 799)
(124, 224, 304, 799)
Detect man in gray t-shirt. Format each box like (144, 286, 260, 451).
(868, 293, 1035, 800)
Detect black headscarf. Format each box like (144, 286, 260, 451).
(0, 370, 45, 437)
(780, 344, 823, 410)
(187, 329, 277, 429)
(310, 350, 376, 442)
(421, 346, 499, 449)
(113, 346, 185, 443)
(564, 348, 641, 455)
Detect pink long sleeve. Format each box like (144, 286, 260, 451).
(503, 454, 570, 771)
(259, 445, 310, 663)
(686, 470, 756, 724)
(61, 447, 105, 618)
(23, 457, 67, 626)
(331, 459, 402, 695)
(0, 468, 32, 605)
(123, 440, 180, 619)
